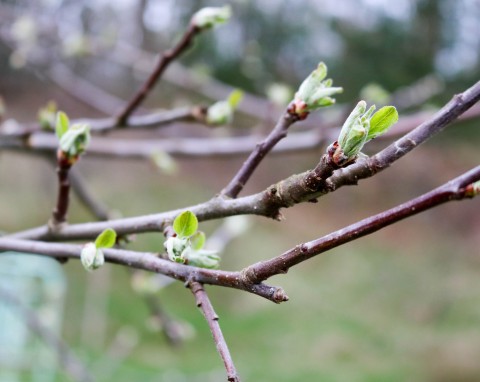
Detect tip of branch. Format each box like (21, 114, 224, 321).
(272, 287, 289, 303)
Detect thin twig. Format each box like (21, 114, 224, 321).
(0, 241, 287, 303)
(221, 111, 298, 198)
(189, 281, 240, 382)
(0, 285, 94, 382)
(50, 153, 72, 227)
(115, 24, 201, 126)
(242, 165, 480, 283)
(0, 167, 478, 304)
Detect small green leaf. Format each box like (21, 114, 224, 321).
(56, 111, 69, 139)
(367, 106, 398, 141)
(190, 231, 206, 250)
(95, 228, 117, 248)
(227, 89, 244, 108)
(173, 211, 198, 238)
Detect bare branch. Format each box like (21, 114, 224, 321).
(0, 241, 287, 303)
(6, 80, 479, 242)
(242, 165, 480, 284)
(221, 111, 299, 198)
(50, 153, 72, 227)
(115, 25, 201, 126)
(189, 281, 240, 382)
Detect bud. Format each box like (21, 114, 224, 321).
(466, 181, 480, 197)
(38, 101, 57, 130)
(191, 6, 231, 29)
(206, 100, 232, 125)
(59, 123, 91, 157)
(290, 62, 343, 118)
(206, 89, 243, 126)
(81, 242, 104, 271)
(164, 236, 190, 263)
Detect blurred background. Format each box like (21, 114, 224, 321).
(0, 0, 479, 381)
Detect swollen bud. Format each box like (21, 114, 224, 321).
(164, 236, 191, 263)
(81, 242, 105, 271)
(290, 62, 343, 119)
(206, 89, 243, 126)
(59, 123, 91, 157)
(332, 100, 398, 165)
(191, 6, 231, 29)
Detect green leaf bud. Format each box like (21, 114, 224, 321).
(291, 62, 343, 118)
(187, 249, 220, 269)
(191, 6, 231, 29)
(206, 89, 243, 126)
(81, 242, 105, 271)
(58, 123, 91, 157)
(164, 236, 190, 263)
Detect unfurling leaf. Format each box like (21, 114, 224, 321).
(291, 62, 343, 118)
(55, 111, 69, 139)
(187, 250, 220, 269)
(95, 228, 117, 249)
(367, 106, 398, 141)
(173, 211, 198, 238)
(59, 123, 91, 157)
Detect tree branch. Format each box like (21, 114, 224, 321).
(189, 281, 240, 382)
(0, 242, 288, 303)
(50, 153, 72, 227)
(115, 24, 201, 126)
(221, 111, 299, 198)
(4, 81, 480, 243)
(242, 165, 480, 284)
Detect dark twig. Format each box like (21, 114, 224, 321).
(221, 111, 298, 198)
(189, 281, 240, 382)
(242, 165, 480, 284)
(0, 242, 287, 303)
(0, 285, 94, 382)
(50, 152, 72, 227)
(115, 24, 201, 126)
(0, 167, 478, 304)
